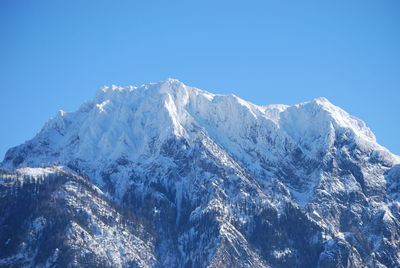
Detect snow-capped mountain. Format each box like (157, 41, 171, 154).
(1, 79, 399, 267)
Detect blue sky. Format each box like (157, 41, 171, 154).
(0, 0, 399, 158)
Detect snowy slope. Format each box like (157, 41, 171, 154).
(1, 79, 400, 267)
(3, 79, 397, 196)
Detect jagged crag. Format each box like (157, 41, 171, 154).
(1, 79, 399, 267)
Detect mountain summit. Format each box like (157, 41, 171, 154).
(1, 79, 399, 267)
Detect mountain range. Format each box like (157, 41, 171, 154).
(1, 79, 399, 267)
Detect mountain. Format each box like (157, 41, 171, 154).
(1, 79, 399, 267)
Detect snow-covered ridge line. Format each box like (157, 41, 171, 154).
(1, 78, 398, 181)
(0, 166, 62, 178)
(1, 79, 400, 267)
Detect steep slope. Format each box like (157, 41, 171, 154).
(1, 79, 399, 267)
(0, 167, 157, 267)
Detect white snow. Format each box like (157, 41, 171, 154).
(1, 79, 399, 267)
(1, 79, 398, 202)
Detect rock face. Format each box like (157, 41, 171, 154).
(1, 79, 399, 267)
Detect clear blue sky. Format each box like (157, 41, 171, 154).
(1, 0, 399, 159)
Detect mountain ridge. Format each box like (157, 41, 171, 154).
(3, 79, 397, 169)
(1, 79, 399, 267)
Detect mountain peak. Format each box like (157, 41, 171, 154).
(162, 77, 184, 85)
(2, 80, 397, 175)
(2, 81, 400, 268)
(298, 96, 334, 110)
(94, 79, 194, 105)
(312, 96, 330, 104)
